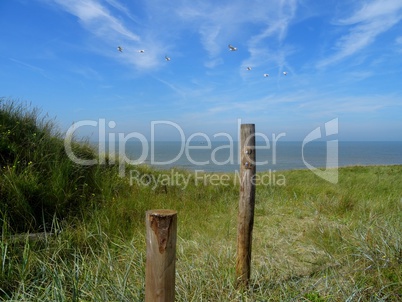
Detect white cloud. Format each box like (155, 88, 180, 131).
(242, 0, 298, 75)
(103, 0, 142, 24)
(70, 66, 102, 80)
(317, 0, 402, 68)
(338, 0, 402, 24)
(176, 0, 299, 68)
(44, 0, 300, 72)
(44, 0, 173, 69)
(396, 36, 402, 52)
(51, 0, 140, 41)
(9, 58, 52, 80)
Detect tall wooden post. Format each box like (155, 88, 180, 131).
(236, 124, 256, 287)
(145, 209, 177, 302)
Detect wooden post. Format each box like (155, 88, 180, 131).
(236, 124, 256, 287)
(145, 209, 177, 302)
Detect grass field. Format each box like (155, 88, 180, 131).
(1, 165, 401, 301)
(1, 99, 401, 301)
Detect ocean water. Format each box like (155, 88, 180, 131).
(116, 141, 402, 173)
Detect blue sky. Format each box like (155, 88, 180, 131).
(1, 0, 402, 141)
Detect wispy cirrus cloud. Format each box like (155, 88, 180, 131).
(175, 1, 247, 61)
(205, 90, 399, 122)
(50, 0, 140, 41)
(396, 36, 402, 52)
(9, 58, 53, 80)
(44, 0, 300, 72)
(44, 0, 168, 69)
(103, 0, 142, 24)
(243, 0, 298, 76)
(317, 0, 402, 68)
(176, 0, 299, 69)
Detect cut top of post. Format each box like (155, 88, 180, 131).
(146, 209, 177, 217)
(146, 209, 177, 254)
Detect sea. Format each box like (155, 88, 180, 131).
(107, 141, 402, 173)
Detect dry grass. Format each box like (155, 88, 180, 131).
(1, 165, 401, 301)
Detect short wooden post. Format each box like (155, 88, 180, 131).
(145, 209, 177, 302)
(236, 124, 256, 287)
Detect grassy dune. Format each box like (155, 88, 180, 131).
(1, 100, 401, 301)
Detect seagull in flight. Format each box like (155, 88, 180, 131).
(117, 46, 123, 52)
(283, 71, 288, 76)
(263, 73, 269, 77)
(246, 67, 252, 71)
(228, 44, 237, 51)
(165, 55, 171, 61)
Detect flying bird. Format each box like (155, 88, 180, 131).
(283, 71, 288, 76)
(138, 50, 145, 53)
(246, 67, 252, 71)
(117, 46, 123, 52)
(263, 73, 269, 77)
(165, 55, 171, 61)
(228, 44, 237, 51)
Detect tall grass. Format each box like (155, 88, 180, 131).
(0, 99, 129, 233)
(1, 166, 400, 301)
(1, 99, 401, 300)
